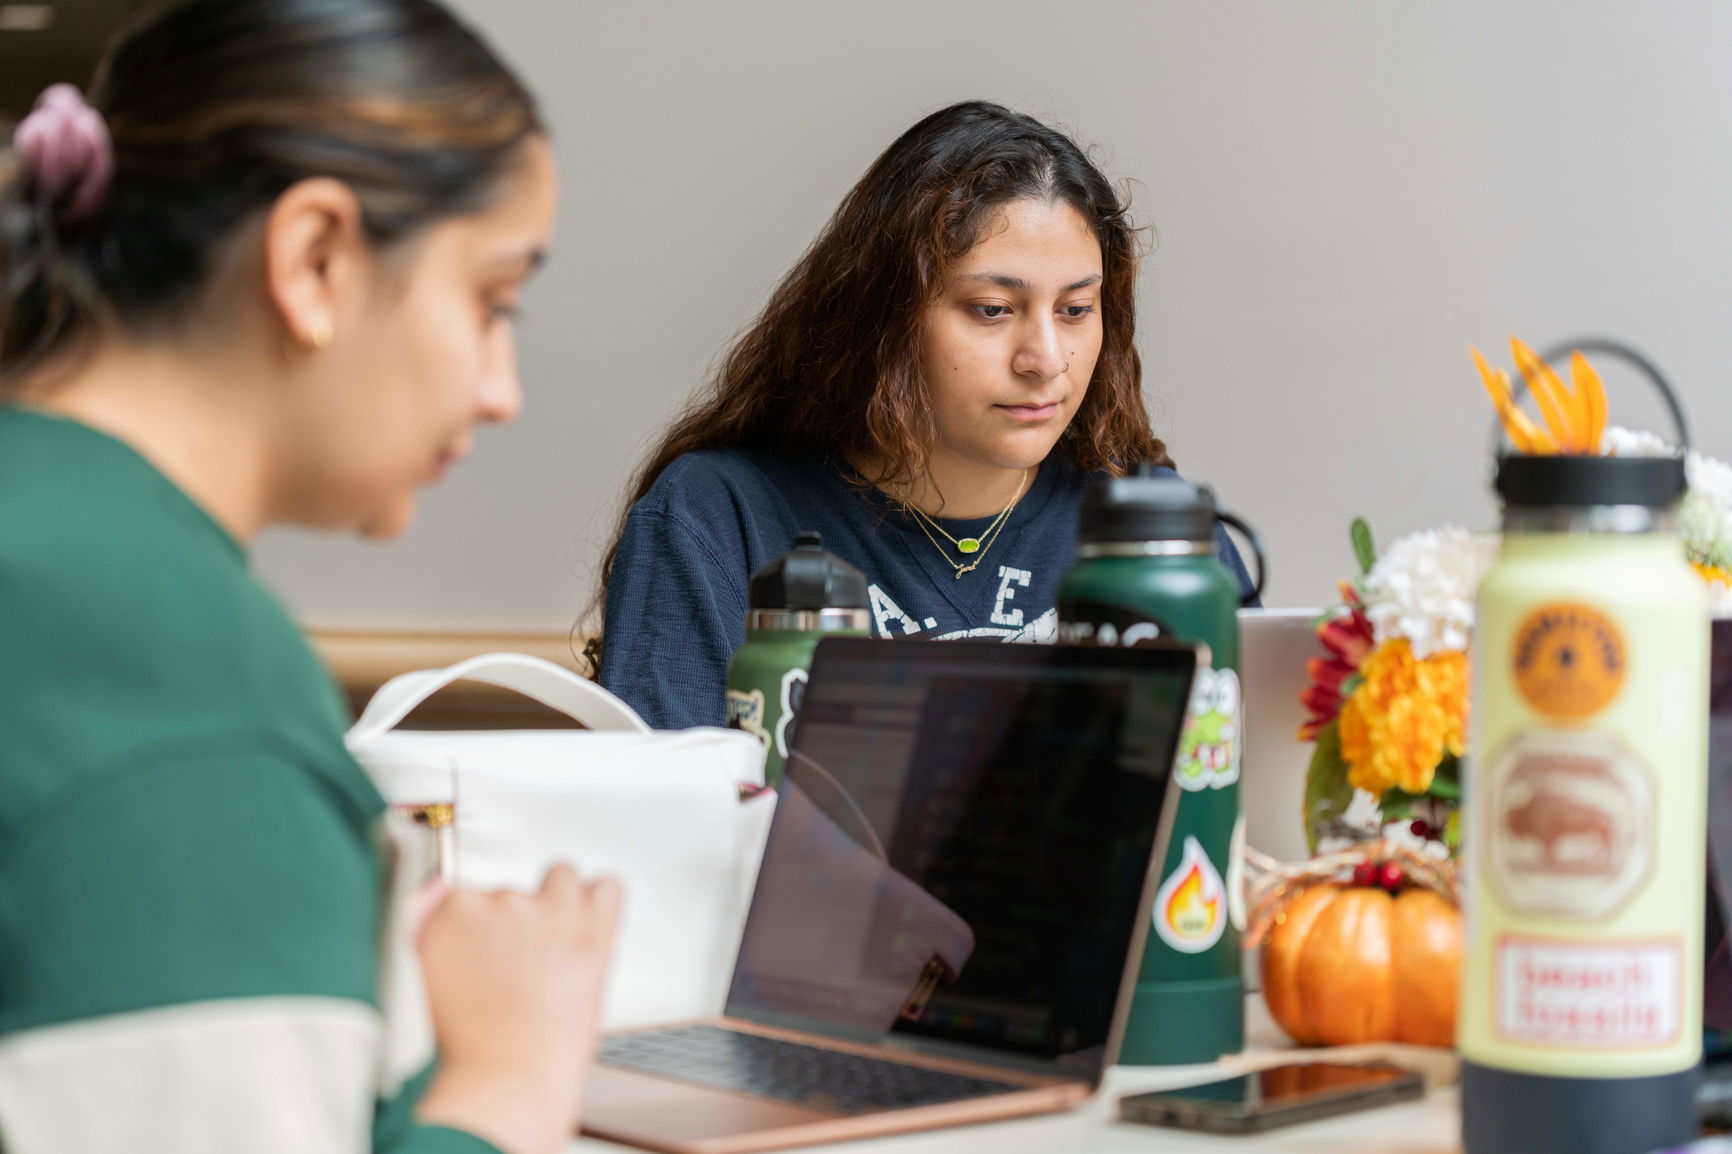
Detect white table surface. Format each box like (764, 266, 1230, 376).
(567, 1000, 1463, 1154)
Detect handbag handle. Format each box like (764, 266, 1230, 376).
(347, 652, 652, 744)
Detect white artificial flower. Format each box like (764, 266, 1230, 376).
(1705, 578, 1732, 618)
(1599, 425, 1674, 458)
(1361, 527, 1499, 659)
(1688, 450, 1732, 508)
(1682, 490, 1732, 572)
(1602, 426, 1732, 598)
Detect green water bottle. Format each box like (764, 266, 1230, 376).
(725, 532, 870, 786)
(1462, 344, 1708, 1154)
(1056, 466, 1264, 1065)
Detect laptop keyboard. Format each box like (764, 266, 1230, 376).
(599, 1024, 1023, 1114)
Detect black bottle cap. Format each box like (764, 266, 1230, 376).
(747, 531, 870, 610)
(1077, 463, 1217, 544)
(1495, 454, 1686, 509)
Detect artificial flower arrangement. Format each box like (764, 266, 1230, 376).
(1296, 522, 1494, 855)
(1250, 336, 1732, 1051)
(1298, 337, 1732, 855)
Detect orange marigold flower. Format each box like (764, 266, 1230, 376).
(1338, 638, 1469, 798)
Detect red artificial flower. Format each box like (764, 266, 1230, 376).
(1299, 581, 1375, 741)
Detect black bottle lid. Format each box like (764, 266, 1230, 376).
(1495, 453, 1686, 509)
(1077, 463, 1218, 544)
(747, 531, 870, 611)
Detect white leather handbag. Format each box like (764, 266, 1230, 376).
(346, 652, 775, 1031)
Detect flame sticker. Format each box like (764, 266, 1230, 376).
(1153, 836, 1226, 954)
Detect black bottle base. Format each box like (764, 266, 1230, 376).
(1462, 1060, 1700, 1154)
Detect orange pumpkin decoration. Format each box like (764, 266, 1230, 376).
(1261, 882, 1462, 1047)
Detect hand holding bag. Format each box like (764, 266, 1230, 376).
(346, 652, 774, 1032)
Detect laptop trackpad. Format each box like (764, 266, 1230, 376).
(582, 1064, 835, 1149)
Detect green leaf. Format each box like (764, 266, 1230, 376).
(1378, 789, 1419, 823)
(1444, 808, 1462, 850)
(1351, 517, 1378, 576)
(1425, 779, 1462, 801)
(1302, 721, 1355, 855)
(1420, 754, 1463, 801)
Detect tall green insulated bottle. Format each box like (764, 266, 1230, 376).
(1056, 466, 1264, 1064)
(725, 532, 869, 787)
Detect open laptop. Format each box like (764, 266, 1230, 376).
(1695, 622, 1732, 1119)
(1238, 608, 1328, 866)
(582, 637, 1200, 1153)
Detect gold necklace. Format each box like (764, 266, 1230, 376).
(903, 469, 1030, 579)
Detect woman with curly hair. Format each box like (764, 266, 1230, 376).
(591, 101, 1252, 729)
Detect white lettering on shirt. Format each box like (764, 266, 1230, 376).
(868, 584, 922, 635)
(990, 566, 1032, 627)
(936, 608, 1058, 643)
(1017, 609, 1058, 643)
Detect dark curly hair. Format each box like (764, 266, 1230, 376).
(586, 100, 1171, 673)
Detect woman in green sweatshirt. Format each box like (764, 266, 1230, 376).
(0, 3, 615, 1153)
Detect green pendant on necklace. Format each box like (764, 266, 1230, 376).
(900, 466, 1030, 578)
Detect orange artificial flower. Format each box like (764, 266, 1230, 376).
(1472, 338, 1609, 456)
(1338, 638, 1469, 797)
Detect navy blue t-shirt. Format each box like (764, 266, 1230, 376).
(598, 448, 1256, 729)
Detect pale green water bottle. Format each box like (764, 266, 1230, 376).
(725, 532, 869, 786)
(1462, 343, 1708, 1154)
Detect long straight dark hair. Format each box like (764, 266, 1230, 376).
(0, 0, 542, 385)
(584, 100, 1170, 673)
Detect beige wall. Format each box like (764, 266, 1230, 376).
(253, 0, 1732, 628)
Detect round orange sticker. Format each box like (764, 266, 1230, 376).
(1512, 602, 1627, 720)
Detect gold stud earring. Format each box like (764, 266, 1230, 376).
(307, 318, 334, 351)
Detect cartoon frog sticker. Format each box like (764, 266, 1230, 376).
(1175, 666, 1241, 791)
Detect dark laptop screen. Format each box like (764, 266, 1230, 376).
(725, 638, 1196, 1083)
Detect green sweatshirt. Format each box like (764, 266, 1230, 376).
(0, 408, 498, 1154)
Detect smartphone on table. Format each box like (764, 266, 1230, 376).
(1118, 1060, 1426, 1134)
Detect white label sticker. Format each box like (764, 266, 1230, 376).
(1495, 936, 1681, 1049)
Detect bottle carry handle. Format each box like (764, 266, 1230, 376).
(1489, 336, 1691, 456)
(1218, 509, 1266, 606)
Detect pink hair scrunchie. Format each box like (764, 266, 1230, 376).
(13, 84, 113, 223)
